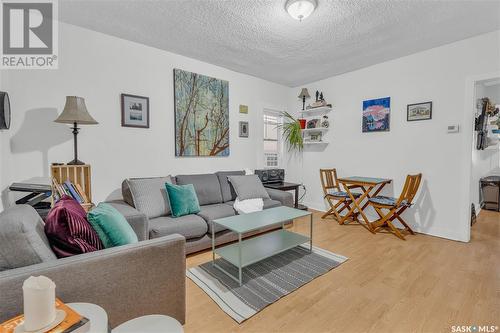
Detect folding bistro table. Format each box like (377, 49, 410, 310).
(337, 176, 392, 232)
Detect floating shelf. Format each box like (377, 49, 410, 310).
(302, 127, 329, 134)
(300, 106, 333, 117)
(303, 141, 329, 145)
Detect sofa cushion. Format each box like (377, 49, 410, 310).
(176, 173, 223, 206)
(149, 215, 207, 240)
(124, 176, 174, 219)
(0, 205, 56, 271)
(228, 175, 270, 200)
(87, 203, 139, 248)
(197, 203, 236, 234)
(45, 196, 103, 258)
(165, 183, 201, 217)
(263, 199, 282, 209)
(216, 170, 245, 202)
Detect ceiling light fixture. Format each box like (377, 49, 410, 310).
(286, 0, 317, 21)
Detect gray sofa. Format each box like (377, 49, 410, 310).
(0, 205, 186, 327)
(108, 171, 294, 254)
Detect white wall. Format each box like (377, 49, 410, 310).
(284, 31, 500, 242)
(484, 84, 500, 104)
(470, 81, 500, 213)
(0, 22, 288, 207)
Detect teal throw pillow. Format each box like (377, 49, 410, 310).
(87, 203, 138, 248)
(165, 183, 201, 217)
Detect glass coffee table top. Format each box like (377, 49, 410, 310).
(213, 206, 311, 234)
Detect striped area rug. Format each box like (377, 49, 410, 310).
(187, 244, 348, 323)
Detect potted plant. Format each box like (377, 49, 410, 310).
(278, 111, 303, 151)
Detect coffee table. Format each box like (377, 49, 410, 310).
(212, 206, 313, 286)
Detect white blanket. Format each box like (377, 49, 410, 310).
(233, 197, 263, 214)
(232, 168, 264, 214)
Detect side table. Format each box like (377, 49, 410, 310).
(263, 182, 308, 210)
(112, 315, 183, 333)
(67, 303, 108, 333)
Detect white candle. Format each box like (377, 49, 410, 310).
(22, 276, 56, 331)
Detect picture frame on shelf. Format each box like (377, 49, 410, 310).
(121, 93, 150, 128)
(307, 133, 322, 142)
(407, 101, 432, 121)
(306, 118, 320, 129)
(239, 121, 249, 138)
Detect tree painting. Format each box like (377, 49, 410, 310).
(174, 69, 229, 156)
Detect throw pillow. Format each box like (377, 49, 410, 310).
(87, 203, 138, 248)
(228, 175, 271, 201)
(0, 205, 56, 271)
(165, 183, 201, 217)
(44, 195, 103, 258)
(125, 176, 174, 219)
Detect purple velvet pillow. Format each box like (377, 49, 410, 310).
(45, 195, 103, 258)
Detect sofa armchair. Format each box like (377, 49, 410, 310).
(0, 205, 186, 327)
(108, 170, 294, 255)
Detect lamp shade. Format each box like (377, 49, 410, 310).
(298, 88, 310, 99)
(54, 96, 98, 125)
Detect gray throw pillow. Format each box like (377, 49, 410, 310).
(0, 205, 56, 271)
(228, 175, 270, 201)
(126, 176, 173, 219)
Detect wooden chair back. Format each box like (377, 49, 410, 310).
(396, 173, 422, 206)
(320, 169, 340, 196)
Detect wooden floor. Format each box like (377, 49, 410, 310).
(185, 210, 499, 333)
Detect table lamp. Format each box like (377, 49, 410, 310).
(298, 88, 310, 111)
(54, 96, 98, 165)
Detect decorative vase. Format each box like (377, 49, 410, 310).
(298, 119, 306, 129)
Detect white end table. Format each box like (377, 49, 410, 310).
(112, 315, 183, 333)
(67, 303, 108, 333)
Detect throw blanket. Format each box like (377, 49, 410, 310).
(233, 197, 263, 214)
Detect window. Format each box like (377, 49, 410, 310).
(263, 111, 282, 168)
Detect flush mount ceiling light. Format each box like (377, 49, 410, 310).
(286, 0, 317, 21)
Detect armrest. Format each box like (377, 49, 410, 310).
(266, 188, 294, 207)
(107, 200, 149, 241)
(0, 235, 186, 327)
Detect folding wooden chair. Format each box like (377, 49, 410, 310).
(320, 169, 361, 223)
(368, 174, 422, 240)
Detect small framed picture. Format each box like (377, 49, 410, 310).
(121, 93, 150, 128)
(239, 104, 248, 114)
(407, 101, 432, 121)
(239, 121, 249, 138)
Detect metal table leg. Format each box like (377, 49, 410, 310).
(238, 233, 242, 286)
(310, 213, 313, 252)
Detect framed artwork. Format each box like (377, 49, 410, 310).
(121, 94, 149, 128)
(239, 121, 249, 138)
(174, 69, 229, 157)
(407, 101, 432, 121)
(362, 97, 390, 132)
(239, 105, 248, 114)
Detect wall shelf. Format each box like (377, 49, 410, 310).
(303, 141, 329, 145)
(300, 106, 332, 117)
(302, 127, 329, 134)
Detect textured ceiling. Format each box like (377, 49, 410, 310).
(59, 0, 500, 87)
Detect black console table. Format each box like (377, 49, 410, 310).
(263, 182, 307, 210)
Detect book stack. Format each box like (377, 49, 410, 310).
(51, 179, 89, 204)
(0, 299, 90, 333)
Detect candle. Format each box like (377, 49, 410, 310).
(22, 276, 56, 331)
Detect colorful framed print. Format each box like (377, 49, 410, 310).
(362, 97, 390, 133)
